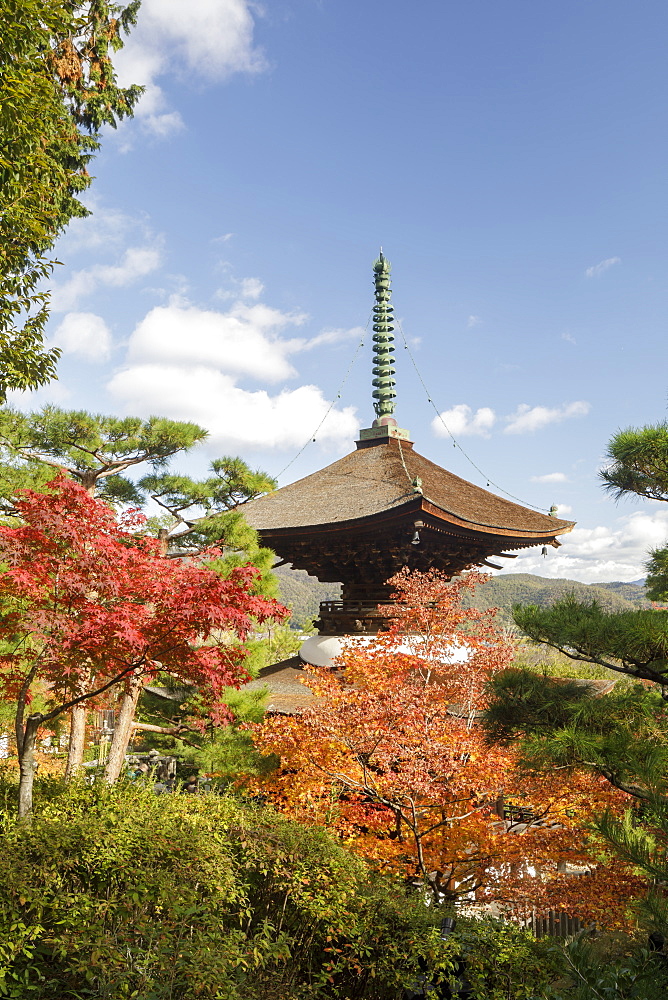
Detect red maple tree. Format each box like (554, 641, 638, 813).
(0, 475, 285, 816)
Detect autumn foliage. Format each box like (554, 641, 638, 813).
(0, 475, 285, 814)
(250, 570, 641, 926)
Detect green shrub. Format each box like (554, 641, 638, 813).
(548, 932, 668, 999)
(0, 781, 451, 998)
(448, 918, 563, 999)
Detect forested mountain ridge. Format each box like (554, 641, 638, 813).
(273, 565, 341, 630)
(274, 565, 649, 629)
(463, 573, 650, 620)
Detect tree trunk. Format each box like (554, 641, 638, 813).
(18, 716, 40, 820)
(15, 663, 38, 765)
(65, 703, 87, 779)
(65, 662, 95, 778)
(157, 527, 169, 557)
(103, 672, 143, 784)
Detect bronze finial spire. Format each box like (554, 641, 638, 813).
(357, 251, 411, 446)
(371, 249, 396, 421)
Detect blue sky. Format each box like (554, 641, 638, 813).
(12, 0, 668, 583)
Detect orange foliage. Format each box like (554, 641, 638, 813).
(250, 570, 642, 925)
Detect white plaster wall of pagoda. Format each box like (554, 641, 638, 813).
(299, 635, 471, 669)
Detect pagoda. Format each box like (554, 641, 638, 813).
(242, 252, 573, 674)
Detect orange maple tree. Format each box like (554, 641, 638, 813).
(250, 570, 641, 924)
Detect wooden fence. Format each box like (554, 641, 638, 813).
(526, 910, 587, 939)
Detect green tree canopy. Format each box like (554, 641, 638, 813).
(0, 405, 208, 506)
(513, 597, 668, 688)
(0, 1, 142, 398)
(139, 459, 278, 590)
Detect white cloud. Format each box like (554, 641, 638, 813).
(57, 200, 151, 254)
(126, 300, 307, 383)
(504, 401, 590, 435)
(107, 295, 360, 453)
(432, 404, 496, 438)
(142, 110, 185, 139)
(51, 244, 163, 311)
(108, 366, 358, 453)
(467, 315, 481, 328)
(300, 326, 364, 351)
(123, 299, 361, 383)
(554, 503, 573, 516)
(506, 507, 668, 583)
(430, 401, 591, 440)
(240, 277, 264, 300)
(561, 331, 577, 345)
(114, 0, 266, 138)
(96, 246, 163, 287)
(531, 472, 569, 484)
(52, 313, 112, 362)
(139, 0, 266, 79)
(585, 256, 621, 278)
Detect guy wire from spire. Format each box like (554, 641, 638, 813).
(395, 318, 553, 514)
(273, 320, 370, 482)
(397, 437, 415, 490)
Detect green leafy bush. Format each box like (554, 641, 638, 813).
(0, 781, 451, 998)
(447, 918, 563, 999)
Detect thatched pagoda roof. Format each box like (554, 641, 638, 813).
(243, 436, 573, 543)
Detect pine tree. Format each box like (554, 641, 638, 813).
(0, 406, 208, 509)
(483, 411, 668, 944)
(138, 458, 278, 591)
(601, 421, 668, 601)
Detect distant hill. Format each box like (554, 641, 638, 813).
(273, 565, 341, 630)
(463, 573, 651, 621)
(273, 565, 649, 629)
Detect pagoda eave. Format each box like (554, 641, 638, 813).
(255, 497, 573, 546)
(419, 498, 573, 541)
(260, 512, 569, 591)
